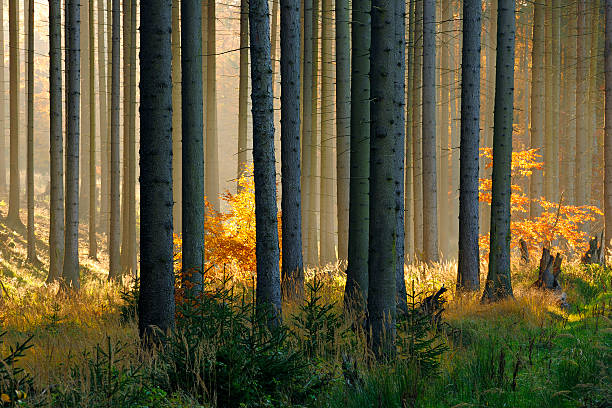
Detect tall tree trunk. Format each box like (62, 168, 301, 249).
(48, 0, 64, 282)
(271, 0, 279, 88)
(336, 0, 349, 262)
(64, 0, 81, 289)
(139, 0, 175, 339)
(412, 0, 423, 256)
(6, 0, 21, 228)
(88, 0, 97, 259)
(587, 5, 599, 208)
(404, 0, 414, 263)
(307, 0, 320, 265)
(206, 0, 220, 210)
(80, 0, 90, 223)
(98, 0, 109, 237)
(121, 0, 132, 273)
(530, 0, 544, 216)
(344, 0, 369, 314)
(552, 0, 561, 202)
(181, 0, 205, 288)
(26, 0, 35, 262)
(129, 0, 137, 275)
(280, 0, 304, 298)
(108, 0, 121, 280)
(604, 0, 612, 252)
(237, 0, 249, 183)
(171, 0, 181, 232)
(482, 0, 515, 302)
(422, 0, 438, 262)
(0, 0, 5, 197)
(301, 0, 313, 263)
(560, 0, 576, 204)
(544, 0, 554, 201)
(250, 0, 282, 323)
(438, 0, 450, 258)
(457, 0, 481, 293)
(575, 0, 588, 206)
(368, 0, 400, 358)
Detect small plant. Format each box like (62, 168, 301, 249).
(0, 331, 33, 407)
(119, 279, 139, 323)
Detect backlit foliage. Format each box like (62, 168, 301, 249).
(479, 148, 602, 257)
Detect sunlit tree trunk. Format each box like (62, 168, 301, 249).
(412, 0, 423, 256)
(587, 6, 599, 208)
(80, 0, 90, 224)
(530, 0, 544, 216)
(121, 0, 132, 273)
(368, 0, 400, 358)
(301, 0, 313, 263)
(108, 0, 121, 280)
(280, 0, 304, 298)
(438, 0, 450, 258)
(237, 0, 249, 183)
(0, 0, 5, 197)
(307, 0, 320, 265)
(344, 0, 369, 314)
(98, 0, 109, 237)
(206, 0, 220, 210)
(575, 0, 588, 206)
(26, 0, 35, 262)
(552, 0, 561, 202)
(250, 0, 282, 324)
(88, 0, 97, 259)
(482, 0, 515, 302)
(422, 0, 438, 262)
(6, 0, 21, 228)
(560, 0, 576, 204)
(544, 0, 554, 202)
(129, 0, 137, 274)
(336, 0, 349, 262)
(171, 0, 181, 232)
(48, 0, 64, 282)
(404, 0, 414, 263)
(271, 0, 279, 88)
(458, 0, 481, 293)
(63, 0, 81, 289)
(139, 0, 175, 339)
(604, 0, 612, 252)
(181, 0, 204, 289)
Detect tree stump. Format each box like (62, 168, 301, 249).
(519, 239, 529, 264)
(581, 231, 604, 265)
(534, 247, 562, 291)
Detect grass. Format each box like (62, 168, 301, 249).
(0, 201, 610, 407)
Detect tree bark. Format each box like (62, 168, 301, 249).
(404, 0, 414, 263)
(139, 0, 176, 339)
(307, 0, 320, 265)
(48, 0, 64, 282)
(6, 0, 21, 228)
(98, 0, 109, 237)
(301, 0, 313, 263)
(0, 0, 5, 197)
(171, 0, 181, 232)
(88, 0, 97, 259)
(458, 0, 481, 293)
(605, 0, 612, 252)
(530, 0, 544, 216)
(206, 0, 220, 210)
(237, 0, 249, 184)
(121, 0, 132, 273)
(250, 0, 282, 324)
(412, 0, 423, 257)
(63, 0, 81, 289)
(575, 0, 588, 206)
(26, 0, 35, 262)
(482, 0, 515, 302)
(79, 0, 90, 223)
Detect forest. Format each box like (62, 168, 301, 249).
(0, 0, 610, 406)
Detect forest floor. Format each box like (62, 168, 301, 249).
(0, 199, 610, 407)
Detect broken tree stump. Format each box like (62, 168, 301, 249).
(519, 239, 529, 264)
(581, 231, 604, 265)
(534, 247, 563, 291)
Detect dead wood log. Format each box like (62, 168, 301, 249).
(519, 239, 529, 264)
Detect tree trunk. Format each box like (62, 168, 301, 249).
(422, 0, 438, 262)
(367, 0, 400, 358)
(344, 0, 370, 315)
(530, 0, 544, 216)
(301, 0, 313, 263)
(482, 0, 515, 302)
(307, 0, 320, 265)
(98, 0, 109, 237)
(138, 0, 176, 339)
(412, 0, 423, 257)
(181, 0, 205, 288)
(63, 0, 81, 290)
(250, 0, 282, 324)
(0, 0, 5, 197)
(108, 0, 121, 280)
(6, 0, 21, 228)
(121, 0, 132, 273)
(552, 0, 561, 202)
(575, 0, 588, 206)
(561, 0, 576, 204)
(48, 0, 64, 283)
(280, 0, 304, 298)
(171, 0, 181, 232)
(26, 0, 35, 262)
(237, 0, 249, 183)
(271, 0, 279, 88)
(88, 0, 97, 259)
(206, 0, 220, 210)
(404, 0, 414, 263)
(80, 0, 90, 224)
(544, 1, 554, 202)
(438, 0, 450, 258)
(336, 0, 350, 262)
(457, 0, 481, 293)
(129, 0, 137, 275)
(605, 0, 612, 253)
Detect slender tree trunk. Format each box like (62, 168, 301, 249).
(206, 0, 220, 210)
(271, 0, 279, 88)
(139, 0, 175, 339)
(250, 0, 282, 323)
(48, 0, 64, 282)
(181, 0, 204, 289)
(26, 0, 35, 262)
(0, 0, 5, 197)
(412, 0, 423, 256)
(587, 5, 599, 208)
(64, 0, 81, 289)
(280, 0, 304, 298)
(438, 0, 450, 258)
(530, 0, 544, 215)
(98, 0, 109, 237)
(129, 0, 137, 275)
(80, 0, 90, 223)
(404, 0, 414, 263)
(482, 0, 515, 302)
(552, 0, 561, 202)
(457, 0, 481, 293)
(336, 0, 349, 262)
(422, 0, 438, 262)
(108, 0, 121, 280)
(307, 0, 320, 265)
(121, 0, 132, 272)
(344, 0, 370, 314)
(544, 0, 554, 201)
(171, 0, 181, 232)
(368, 0, 400, 358)
(237, 0, 249, 183)
(6, 0, 21, 228)
(604, 0, 612, 252)
(575, 0, 588, 206)
(301, 0, 313, 263)
(88, 0, 97, 259)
